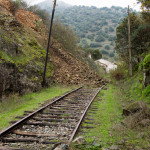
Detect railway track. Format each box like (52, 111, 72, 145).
(0, 86, 105, 150)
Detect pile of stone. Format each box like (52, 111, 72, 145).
(51, 44, 107, 87)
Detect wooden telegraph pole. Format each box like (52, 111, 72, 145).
(128, 5, 133, 77)
(42, 0, 57, 87)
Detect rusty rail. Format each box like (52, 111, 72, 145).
(68, 84, 106, 146)
(0, 86, 83, 139)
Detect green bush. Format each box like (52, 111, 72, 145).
(109, 52, 114, 57)
(110, 65, 126, 80)
(101, 50, 109, 55)
(109, 27, 114, 32)
(91, 49, 102, 61)
(95, 35, 105, 42)
(90, 43, 102, 48)
(105, 45, 110, 50)
(142, 85, 150, 98)
(28, 5, 50, 26)
(143, 54, 150, 71)
(52, 20, 78, 53)
(10, 0, 21, 16)
(87, 34, 95, 40)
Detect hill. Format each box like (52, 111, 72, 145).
(37, 2, 129, 61)
(37, 0, 71, 12)
(0, 0, 105, 98)
(60, 6, 129, 61)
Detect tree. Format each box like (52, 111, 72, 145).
(95, 35, 105, 42)
(109, 27, 114, 32)
(10, 0, 21, 16)
(90, 43, 102, 48)
(105, 45, 110, 50)
(20, 0, 28, 10)
(132, 24, 150, 61)
(109, 52, 115, 57)
(137, 0, 150, 11)
(87, 34, 95, 40)
(108, 36, 116, 41)
(115, 13, 141, 63)
(28, 5, 50, 26)
(91, 49, 102, 61)
(101, 50, 109, 55)
(52, 19, 78, 53)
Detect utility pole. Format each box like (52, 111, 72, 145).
(128, 5, 133, 77)
(42, 0, 57, 87)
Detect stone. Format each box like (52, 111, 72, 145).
(109, 145, 120, 150)
(72, 136, 86, 145)
(137, 132, 145, 139)
(92, 141, 101, 147)
(54, 144, 68, 150)
(123, 101, 144, 116)
(139, 119, 150, 127)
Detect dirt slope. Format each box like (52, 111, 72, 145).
(50, 42, 105, 86)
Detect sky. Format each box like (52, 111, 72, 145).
(25, 0, 141, 11)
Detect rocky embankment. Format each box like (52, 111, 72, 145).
(51, 43, 105, 86)
(0, 0, 53, 99)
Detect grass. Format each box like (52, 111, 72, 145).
(72, 80, 150, 150)
(0, 86, 73, 131)
(72, 85, 123, 149)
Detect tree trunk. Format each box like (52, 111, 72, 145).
(143, 69, 150, 88)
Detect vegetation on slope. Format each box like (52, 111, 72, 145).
(0, 12, 53, 97)
(114, 1, 150, 93)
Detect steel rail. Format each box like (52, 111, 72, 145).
(68, 84, 106, 146)
(0, 86, 83, 139)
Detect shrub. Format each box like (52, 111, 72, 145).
(108, 36, 116, 41)
(52, 20, 78, 53)
(105, 45, 110, 50)
(143, 54, 150, 71)
(109, 27, 114, 32)
(20, 0, 28, 10)
(82, 39, 88, 45)
(142, 85, 150, 98)
(109, 52, 114, 57)
(10, 0, 21, 16)
(101, 50, 109, 55)
(90, 43, 102, 48)
(87, 34, 95, 40)
(91, 49, 102, 61)
(95, 35, 105, 42)
(110, 65, 126, 80)
(28, 6, 50, 26)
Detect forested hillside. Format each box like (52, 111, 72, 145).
(38, 1, 133, 61)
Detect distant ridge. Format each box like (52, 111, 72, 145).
(37, 0, 72, 11)
(35, 0, 132, 61)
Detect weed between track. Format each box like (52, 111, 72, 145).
(77, 85, 123, 149)
(72, 84, 150, 150)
